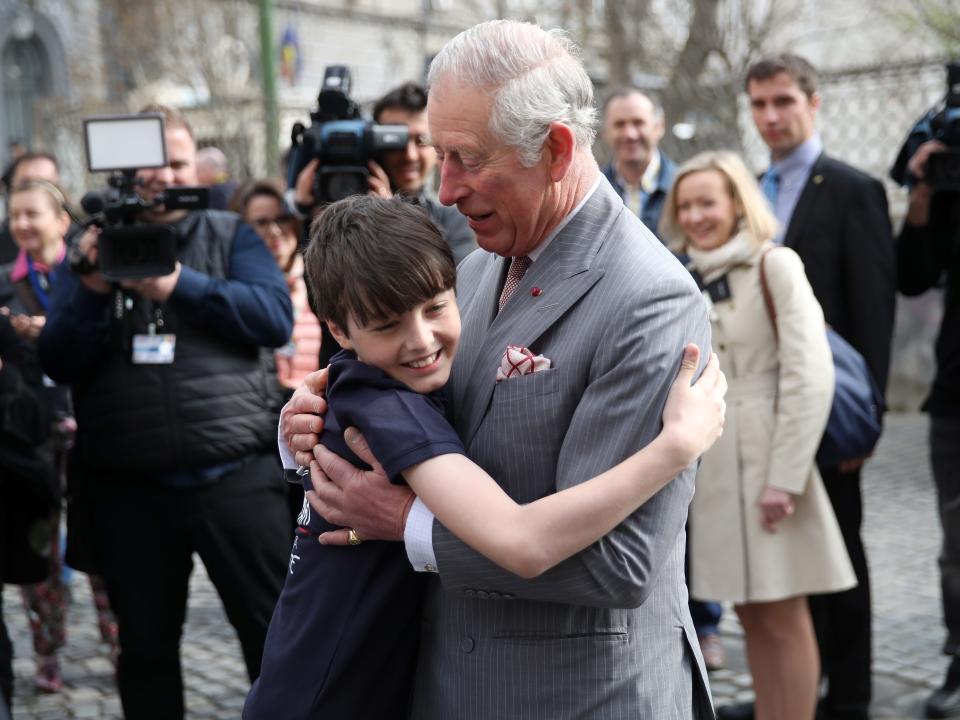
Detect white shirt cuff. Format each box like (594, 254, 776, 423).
(278, 418, 297, 470)
(404, 497, 438, 573)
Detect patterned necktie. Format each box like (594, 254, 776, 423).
(761, 167, 780, 209)
(498, 256, 530, 312)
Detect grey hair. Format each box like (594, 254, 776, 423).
(427, 20, 597, 167)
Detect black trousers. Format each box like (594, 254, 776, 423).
(90, 453, 290, 720)
(931, 416, 960, 657)
(808, 465, 872, 717)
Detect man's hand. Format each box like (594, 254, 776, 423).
(294, 158, 320, 210)
(908, 139, 947, 182)
(74, 227, 111, 295)
(120, 263, 182, 302)
(310, 427, 415, 545)
(759, 486, 795, 533)
(366, 160, 393, 198)
(280, 368, 328, 468)
(906, 140, 947, 226)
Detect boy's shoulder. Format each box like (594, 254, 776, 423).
(327, 349, 448, 409)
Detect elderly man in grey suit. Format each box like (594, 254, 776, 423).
(283, 19, 715, 719)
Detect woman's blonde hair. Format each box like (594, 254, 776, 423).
(659, 150, 778, 253)
(10, 179, 70, 215)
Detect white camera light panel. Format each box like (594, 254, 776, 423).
(84, 115, 167, 173)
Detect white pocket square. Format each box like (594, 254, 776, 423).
(496, 344, 552, 382)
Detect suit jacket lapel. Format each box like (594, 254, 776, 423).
(784, 153, 827, 249)
(452, 181, 618, 445)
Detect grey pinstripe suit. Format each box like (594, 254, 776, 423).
(410, 177, 715, 719)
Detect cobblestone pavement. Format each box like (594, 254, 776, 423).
(1, 413, 945, 718)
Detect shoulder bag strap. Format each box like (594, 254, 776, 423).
(758, 247, 780, 344)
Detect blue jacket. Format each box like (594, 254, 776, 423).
(601, 153, 677, 243)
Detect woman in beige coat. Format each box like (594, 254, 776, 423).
(661, 150, 856, 720)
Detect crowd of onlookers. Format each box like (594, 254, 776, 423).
(0, 30, 957, 720)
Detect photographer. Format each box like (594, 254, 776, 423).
(292, 81, 476, 264)
(897, 139, 960, 720)
(37, 105, 293, 720)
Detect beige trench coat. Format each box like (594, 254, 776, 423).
(689, 243, 856, 604)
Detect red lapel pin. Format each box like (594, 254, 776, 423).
(531, 287, 542, 297)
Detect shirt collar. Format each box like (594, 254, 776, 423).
(527, 173, 602, 263)
(10, 245, 66, 282)
(770, 134, 822, 176)
(614, 150, 661, 194)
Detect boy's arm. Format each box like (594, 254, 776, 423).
(403, 346, 720, 578)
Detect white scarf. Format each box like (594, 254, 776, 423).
(686, 230, 760, 283)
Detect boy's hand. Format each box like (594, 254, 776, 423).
(310, 427, 415, 544)
(661, 345, 727, 464)
(280, 368, 329, 468)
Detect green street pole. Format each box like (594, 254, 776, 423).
(258, 0, 279, 175)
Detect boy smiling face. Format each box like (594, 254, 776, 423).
(327, 289, 461, 394)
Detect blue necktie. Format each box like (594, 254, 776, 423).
(761, 167, 780, 209)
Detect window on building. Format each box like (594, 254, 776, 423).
(2, 36, 52, 150)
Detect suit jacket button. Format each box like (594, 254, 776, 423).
(460, 636, 475, 653)
(477, 590, 490, 599)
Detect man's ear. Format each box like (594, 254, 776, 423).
(326, 320, 352, 350)
(544, 122, 576, 182)
(809, 91, 822, 114)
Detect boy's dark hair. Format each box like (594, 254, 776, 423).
(372, 82, 428, 122)
(303, 195, 455, 334)
(744, 54, 819, 98)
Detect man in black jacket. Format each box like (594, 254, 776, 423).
(897, 138, 960, 719)
(38, 105, 293, 720)
(718, 54, 896, 720)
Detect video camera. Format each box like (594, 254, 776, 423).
(891, 61, 960, 191)
(287, 66, 409, 204)
(74, 114, 209, 281)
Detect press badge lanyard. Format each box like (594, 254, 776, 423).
(25, 256, 53, 311)
(115, 293, 177, 365)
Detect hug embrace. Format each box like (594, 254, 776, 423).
(246, 18, 729, 720)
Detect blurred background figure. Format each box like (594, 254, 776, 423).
(0, 309, 59, 712)
(600, 89, 676, 244)
(1, 179, 119, 693)
(745, 54, 895, 720)
(234, 178, 321, 394)
(235, 177, 318, 526)
(896, 137, 960, 719)
(0, 152, 61, 265)
(661, 150, 856, 720)
(196, 146, 237, 210)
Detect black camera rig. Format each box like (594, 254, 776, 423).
(287, 66, 410, 205)
(892, 61, 960, 191)
(73, 114, 209, 281)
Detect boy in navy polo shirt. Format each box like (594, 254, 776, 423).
(244, 195, 726, 719)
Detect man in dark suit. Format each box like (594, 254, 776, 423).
(718, 54, 895, 720)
